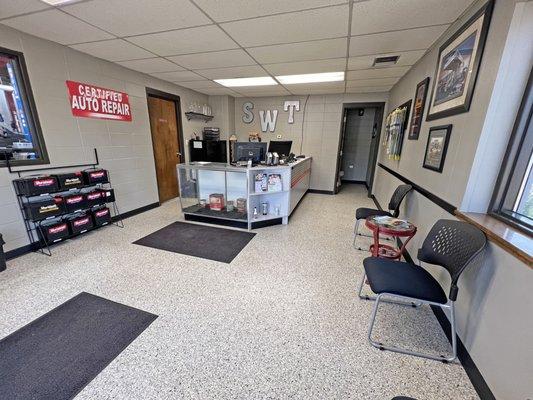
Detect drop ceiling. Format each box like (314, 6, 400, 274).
(0, 0, 476, 97)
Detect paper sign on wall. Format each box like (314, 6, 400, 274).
(66, 80, 132, 121)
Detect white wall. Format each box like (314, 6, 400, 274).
(0, 24, 208, 253)
(372, 1, 533, 398)
(234, 93, 388, 192)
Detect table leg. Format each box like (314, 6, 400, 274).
(372, 226, 380, 257)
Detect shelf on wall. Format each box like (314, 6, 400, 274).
(185, 112, 214, 122)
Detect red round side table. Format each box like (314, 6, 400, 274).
(365, 216, 417, 259)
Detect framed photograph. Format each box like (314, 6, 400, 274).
(426, 0, 494, 121)
(408, 77, 430, 140)
(423, 125, 452, 172)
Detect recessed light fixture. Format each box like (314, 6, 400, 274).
(214, 76, 277, 87)
(40, 0, 83, 5)
(276, 72, 345, 85)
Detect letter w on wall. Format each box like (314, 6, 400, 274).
(259, 110, 278, 132)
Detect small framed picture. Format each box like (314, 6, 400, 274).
(426, 0, 494, 121)
(408, 77, 430, 140)
(423, 125, 452, 173)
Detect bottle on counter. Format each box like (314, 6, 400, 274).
(253, 207, 258, 219)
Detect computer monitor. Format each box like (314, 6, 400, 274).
(235, 142, 267, 163)
(189, 140, 227, 163)
(268, 141, 292, 157)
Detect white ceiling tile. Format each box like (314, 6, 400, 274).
(128, 25, 238, 56)
(291, 87, 345, 95)
(346, 86, 392, 93)
(1, 9, 113, 45)
(177, 81, 225, 90)
(200, 88, 241, 96)
(263, 58, 346, 75)
(235, 87, 291, 97)
(221, 5, 349, 47)
(248, 38, 347, 64)
(351, 0, 472, 35)
(70, 39, 154, 62)
(346, 66, 410, 80)
(117, 58, 184, 73)
(349, 25, 449, 56)
(194, 0, 347, 23)
(0, 0, 50, 19)
(168, 49, 256, 70)
(347, 50, 426, 70)
(151, 70, 205, 82)
(346, 77, 399, 87)
(195, 65, 267, 80)
(287, 81, 345, 93)
(62, 0, 210, 37)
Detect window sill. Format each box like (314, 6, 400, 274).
(455, 211, 532, 268)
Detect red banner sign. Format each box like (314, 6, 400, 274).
(66, 80, 132, 121)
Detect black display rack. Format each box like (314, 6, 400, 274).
(6, 148, 124, 256)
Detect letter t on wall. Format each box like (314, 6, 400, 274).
(284, 100, 300, 124)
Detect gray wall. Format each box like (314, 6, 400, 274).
(372, 1, 533, 398)
(341, 107, 376, 182)
(0, 24, 209, 253)
(234, 93, 388, 192)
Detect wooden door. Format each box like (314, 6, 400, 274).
(147, 96, 181, 202)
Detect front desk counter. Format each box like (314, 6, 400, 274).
(177, 157, 312, 230)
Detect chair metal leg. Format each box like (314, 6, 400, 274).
(354, 218, 393, 250)
(368, 293, 457, 363)
(353, 219, 366, 250)
(358, 271, 368, 299)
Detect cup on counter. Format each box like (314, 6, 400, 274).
(199, 199, 207, 207)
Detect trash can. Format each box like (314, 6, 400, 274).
(0, 233, 6, 272)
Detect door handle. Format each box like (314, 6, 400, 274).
(176, 152, 182, 157)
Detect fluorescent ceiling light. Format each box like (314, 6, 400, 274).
(214, 76, 277, 87)
(276, 72, 345, 84)
(40, 0, 83, 5)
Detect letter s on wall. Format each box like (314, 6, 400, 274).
(242, 101, 254, 124)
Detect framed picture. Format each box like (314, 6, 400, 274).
(408, 77, 430, 140)
(383, 99, 412, 160)
(426, 0, 494, 121)
(423, 125, 452, 172)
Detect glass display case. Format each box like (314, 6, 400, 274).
(177, 163, 249, 228)
(177, 158, 311, 230)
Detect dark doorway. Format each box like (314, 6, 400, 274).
(334, 102, 384, 195)
(146, 88, 184, 203)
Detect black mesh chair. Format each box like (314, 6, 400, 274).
(364, 220, 486, 362)
(353, 184, 412, 250)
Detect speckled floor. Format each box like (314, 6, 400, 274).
(0, 185, 478, 400)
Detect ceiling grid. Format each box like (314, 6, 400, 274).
(0, 0, 476, 97)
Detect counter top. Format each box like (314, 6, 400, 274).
(177, 157, 312, 172)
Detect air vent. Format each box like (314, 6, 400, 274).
(373, 56, 399, 67)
